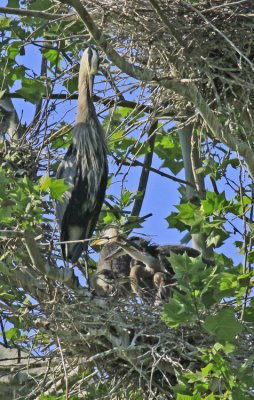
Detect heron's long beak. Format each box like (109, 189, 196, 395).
(89, 74, 95, 97)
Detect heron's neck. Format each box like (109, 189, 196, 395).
(76, 73, 93, 124)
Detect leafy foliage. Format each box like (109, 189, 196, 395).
(38, 174, 71, 201)
(154, 128, 183, 174)
(0, 168, 43, 230)
(0, 0, 254, 399)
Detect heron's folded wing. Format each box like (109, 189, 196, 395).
(55, 145, 77, 225)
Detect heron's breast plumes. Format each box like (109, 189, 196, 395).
(73, 121, 107, 212)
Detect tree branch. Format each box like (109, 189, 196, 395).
(6, 92, 154, 115)
(178, 126, 214, 259)
(60, 0, 254, 180)
(114, 155, 195, 187)
(131, 120, 157, 218)
(0, 6, 73, 21)
(0, 230, 91, 297)
(23, 232, 89, 293)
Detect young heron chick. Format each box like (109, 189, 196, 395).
(55, 46, 108, 263)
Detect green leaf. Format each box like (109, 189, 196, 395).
(118, 106, 132, 118)
(0, 168, 8, 194)
(49, 178, 70, 201)
(176, 394, 201, 400)
(154, 132, 183, 174)
(42, 48, 60, 66)
(206, 226, 228, 248)
(242, 298, 254, 322)
(161, 298, 197, 328)
(201, 191, 229, 215)
(221, 341, 235, 354)
(0, 262, 11, 275)
(39, 174, 52, 192)
(5, 327, 21, 340)
(103, 212, 115, 225)
(63, 76, 78, 94)
(7, 41, 22, 60)
(121, 189, 132, 206)
(218, 272, 237, 291)
(231, 388, 249, 400)
(50, 125, 72, 149)
(169, 252, 209, 289)
(0, 17, 11, 29)
(176, 202, 203, 228)
(203, 308, 243, 343)
(15, 77, 45, 104)
(9, 66, 27, 84)
(166, 211, 188, 232)
(0, 206, 13, 224)
(103, 108, 123, 134)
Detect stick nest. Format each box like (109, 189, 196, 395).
(85, 0, 254, 132)
(5, 283, 251, 399)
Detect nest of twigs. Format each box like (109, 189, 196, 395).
(85, 0, 254, 133)
(2, 281, 249, 400)
(14, 287, 208, 399)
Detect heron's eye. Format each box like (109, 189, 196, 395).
(86, 45, 99, 74)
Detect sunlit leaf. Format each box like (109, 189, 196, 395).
(39, 174, 52, 192)
(176, 395, 201, 400)
(0, 17, 12, 29)
(5, 327, 21, 340)
(201, 191, 230, 215)
(42, 48, 60, 67)
(176, 202, 203, 229)
(49, 178, 71, 201)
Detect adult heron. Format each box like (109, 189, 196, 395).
(55, 46, 108, 263)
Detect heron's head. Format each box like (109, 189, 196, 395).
(82, 45, 100, 96)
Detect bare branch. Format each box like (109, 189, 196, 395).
(0, 230, 91, 296)
(178, 126, 214, 259)
(6, 92, 155, 116)
(148, 0, 185, 48)
(114, 155, 196, 187)
(131, 120, 157, 218)
(182, 0, 254, 71)
(0, 6, 73, 21)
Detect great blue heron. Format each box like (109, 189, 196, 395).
(55, 46, 108, 263)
